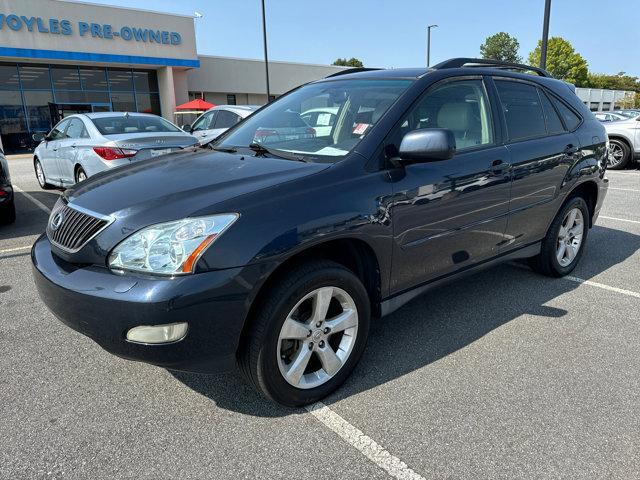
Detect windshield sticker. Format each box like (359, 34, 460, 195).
(352, 123, 370, 135)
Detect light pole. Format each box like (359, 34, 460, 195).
(426, 24, 438, 67)
(193, 11, 203, 39)
(261, 0, 271, 102)
(540, 0, 551, 69)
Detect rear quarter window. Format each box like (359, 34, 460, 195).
(550, 95, 581, 131)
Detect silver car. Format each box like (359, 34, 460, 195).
(33, 112, 198, 188)
(603, 115, 640, 169)
(184, 105, 258, 145)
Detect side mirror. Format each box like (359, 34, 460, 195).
(398, 128, 456, 163)
(181, 124, 193, 132)
(32, 132, 46, 142)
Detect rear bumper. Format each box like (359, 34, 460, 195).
(31, 234, 258, 373)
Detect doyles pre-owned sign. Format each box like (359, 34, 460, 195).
(0, 13, 183, 46)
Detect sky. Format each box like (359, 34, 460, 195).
(82, 0, 640, 76)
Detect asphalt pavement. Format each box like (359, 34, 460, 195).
(1, 157, 639, 479)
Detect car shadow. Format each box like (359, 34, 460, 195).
(0, 190, 60, 241)
(160, 225, 639, 416)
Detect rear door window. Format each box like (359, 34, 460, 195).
(495, 80, 546, 141)
(214, 110, 241, 129)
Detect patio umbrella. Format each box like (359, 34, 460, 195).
(175, 99, 215, 111)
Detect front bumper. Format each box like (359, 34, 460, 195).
(31, 234, 257, 373)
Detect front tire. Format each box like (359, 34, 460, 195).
(239, 260, 371, 407)
(607, 139, 630, 170)
(529, 196, 590, 277)
(34, 158, 53, 190)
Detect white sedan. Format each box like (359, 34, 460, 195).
(185, 105, 258, 145)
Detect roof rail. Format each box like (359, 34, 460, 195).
(325, 67, 382, 78)
(430, 58, 553, 78)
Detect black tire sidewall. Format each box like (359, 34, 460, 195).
(546, 197, 590, 276)
(256, 265, 370, 407)
(75, 168, 86, 184)
(608, 140, 630, 170)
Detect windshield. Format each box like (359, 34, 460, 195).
(92, 116, 182, 136)
(217, 79, 412, 161)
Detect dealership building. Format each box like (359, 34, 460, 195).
(0, 0, 346, 154)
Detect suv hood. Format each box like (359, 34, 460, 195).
(66, 149, 329, 219)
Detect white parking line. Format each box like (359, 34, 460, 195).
(565, 276, 640, 299)
(598, 215, 640, 225)
(609, 187, 640, 193)
(13, 185, 51, 215)
(306, 402, 425, 480)
(0, 245, 32, 255)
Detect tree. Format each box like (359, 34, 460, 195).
(528, 37, 588, 86)
(586, 72, 640, 92)
(480, 32, 522, 63)
(333, 57, 364, 68)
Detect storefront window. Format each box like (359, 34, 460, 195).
(133, 71, 159, 93)
(111, 92, 136, 112)
(23, 90, 54, 132)
(135, 93, 161, 115)
(51, 66, 81, 90)
(18, 65, 51, 90)
(0, 63, 20, 90)
(79, 68, 109, 91)
(55, 91, 111, 104)
(108, 69, 134, 92)
(0, 90, 28, 153)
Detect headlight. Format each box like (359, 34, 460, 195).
(108, 214, 239, 275)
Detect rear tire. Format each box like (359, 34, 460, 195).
(0, 199, 16, 225)
(34, 158, 53, 190)
(607, 139, 631, 170)
(529, 196, 590, 277)
(75, 167, 87, 184)
(239, 260, 371, 407)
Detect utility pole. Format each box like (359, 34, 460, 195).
(540, 0, 551, 69)
(261, 0, 271, 102)
(426, 24, 438, 67)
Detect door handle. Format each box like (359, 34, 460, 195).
(71, 144, 77, 148)
(564, 144, 579, 155)
(490, 159, 510, 172)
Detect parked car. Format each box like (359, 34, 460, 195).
(32, 58, 608, 406)
(0, 152, 16, 224)
(603, 116, 640, 169)
(594, 112, 627, 122)
(32, 112, 198, 189)
(616, 109, 640, 119)
(183, 105, 258, 145)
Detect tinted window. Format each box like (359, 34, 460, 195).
(392, 79, 494, 151)
(19, 65, 51, 90)
(495, 80, 546, 141)
(539, 91, 565, 134)
(0, 63, 20, 90)
(92, 116, 181, 135)
(226, 94, 237, 105)
(49, 120, 70, 140)
(214, 110, 241, 129)
(66, 118, 88, 139)
(51, 66, 81, 90)
(550, 95, 581, 130)
(79, 68, 108, 90)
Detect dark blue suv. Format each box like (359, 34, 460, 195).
(32, 59, 609, 406)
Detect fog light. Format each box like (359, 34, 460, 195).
(126, 322, 188, 344)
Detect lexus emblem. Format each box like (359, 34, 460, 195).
(50, 212, 64, 231)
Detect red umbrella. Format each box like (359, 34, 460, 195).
(175, 99, 215, 111)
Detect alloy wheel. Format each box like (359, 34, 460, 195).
(277, 286, 358, 389)
(608, 142, 625, 168)
(556, 207, 584, 267)
(35, 161, 46, 187)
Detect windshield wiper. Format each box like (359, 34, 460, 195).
(247, 143, 309, 162)
(211, 146, 238, 153)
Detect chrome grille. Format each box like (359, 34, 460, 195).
(47, 199, 111, 252)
